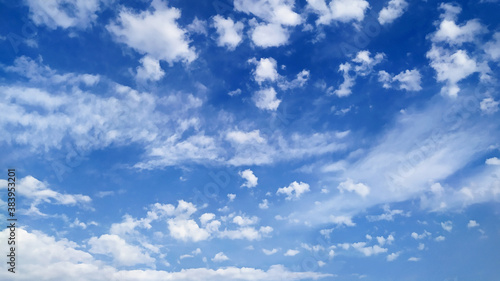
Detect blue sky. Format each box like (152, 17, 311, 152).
(0, 0, 500, 280)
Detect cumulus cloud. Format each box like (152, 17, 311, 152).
(378, 69, 422, 91)
(485, 157, 500, 165)
(351, 242, 388, 256)
(263, 248, 279, 255)
(227, 130, 266, 144)
(88, 234, 155, 266)
(212, 252, 229, 262)
(307, 0, 370, 25)
(378, 0, 408, 25)
(251, 22, 290, 48)
(107, 1, 196, 65)
(441, 221, 453, 232)
(426, 45, 479, 97)
(259, 199, 269, 209)
(332, 51, 384, 97)
(480, 98, 499, 114)
(212, 15, 244, 50)
(251, 57, 279, 83)
(277, 181, 311, 200)
(135, 55, 165, 81)
(284, 249, 300, 256)
(337, 178, 370, 197)
(387, 251, 400, 261)
(467, 220, 480, 228)
(239, 169, 259, 188)
(26, 0, 102, 29)
(329, 215, 355, 227)
(484, 32, 500, 61)
(252, 87, 282, 111)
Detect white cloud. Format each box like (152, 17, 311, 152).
(480, 98, 499, 114)
(227, 194, 236, 201)
(234, 0, 301, 26)
(333, 51, 385, 97)
(378, 0, 408, 25)
(26, 0, 102, 29)
(278, 70, 311, 90)
(88, 234, 155, 266)
(387, 251, 400, 261)
(213, 15, 244, 50)
(263, 248, 279, 255)
(408, 257, 421, 262)
(284, 249, 300, 256)
(107, 1, 196, 65)
(411, 231, 430, 240)
(251, 22, 290, 48)
(484, 32, 500, 61)
(0, 229, 332, 280)
(136, 55, 165, 82)
(337, 178, 370, 197)
(441, 221, 453, 232)
(252, 87, 281, 111)
(259, 199, 269, 209)
(212, 252, 229, 262)
(486, 157, 500, 165)
(227, 130, 266, 144)
(435, 235, 446, 242)
(252, 57, 279, 83)
(380, 69, 422, 91)
(277, 181, 310, 200)
(432, 4, 486, 46)
(426, 45, 479, 97)
(307, 0, 370, 25)
(333, 63, 355, 97)
(239, 169, 259, 188)
(168, 219, 210, 242)
(352, 242, 388, 256)
(366, 205, 407, 221)
(200, 213, 216, 225)
(218, 226, 273, 241)
(329, 215, 355, 227)
(233, 215, 259, 226)
(376, 235, 394, 246)
(186, 17, 207, 35)
(467, 220, 480, 228)
(418, 243, 425, 250)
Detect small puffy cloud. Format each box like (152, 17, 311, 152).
(284, 249, 300, 256)
(234, 0, 301, 26)
(26, 0, 102, 29)
(227, 194, 236, 201)
(107, 1, 196, 65)
(233, 215, 259, 226)
(218, 226, 272, 240)
(263, 248, 278, 255)
(366, 205, 408, 221)
(227, 130, 266, 144)
(186, 17, 207, 35)
(88, 234, 155, 266)
(426, 45, 479, 97)
(252, 87, 281, 111)
(376, 235, 394, 246)
(337, 178, 370, 197)
(307, 0, 370, 25)
(228, 88, 242, 96)
(435, 235, 446, 242)
(418, 243, 425, 250)
(252, 57, 279, 84)
(378, 0, 408, 25)
(480, 98, 499, 114)
(387, 251, 400, 261)
(467, 220, 480, 228)
(277, 181, 310, 200)
(484, 32, 500, 61)
(212, 15, 244, 50)
(239, 169, 259, 188)
(379, 69, 422, 91)
(441, 221, 453, 232)
(411, 231, 430, 240)
(334, 63, 355, 97)
(432, 4, 486, 46)
(352, 242, 388, 256)
(136, 55, 165, 81)
(168, 219, 210, 242)
(329, 215, 355, 227)
(212, 252, 229, 262)
(251, 22, 290, 48)
(259, 199, 269, 209)
(408, 257, 421, 262)
(199, 213, 216, 225)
